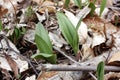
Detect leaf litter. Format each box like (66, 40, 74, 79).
(0, 0, 120, 80)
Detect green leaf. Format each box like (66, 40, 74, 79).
(64, 0, 70, 8)
(97, 61, 104, 80)
(89, 2, 96, 16)
(76, 16, 83, 30)
(0, 20, 3, 31)
(31, 52, 56, 63)
(56, 12, 79, 54)
(14, 27, 20, 39)
(99, 0, 107, 16)
(73, 0, 82, 8)
(31, 53, 53, 58)
(34, 22, 56, 63)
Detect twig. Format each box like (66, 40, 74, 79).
(8, 0, 17, 21)
(37, 64, 120, 72)
(53, 46, 79, 64)
(89, 72, 97, 80)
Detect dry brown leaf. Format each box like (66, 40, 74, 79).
(0, 6, 8, 18)
(39, 6, 56, 14)
(37, 71, 58, 80)
(38, 1, 56, 13)
(5, 54, 19, 79)
(108, 51, 120, 66)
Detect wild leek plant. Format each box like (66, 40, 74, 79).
(56, 12, 79, 54)
(31, 22, 56, 64)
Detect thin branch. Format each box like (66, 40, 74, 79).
(89, 72, 97, 80)
(53, 46, 79, 64)
(37, 64, 120, 72)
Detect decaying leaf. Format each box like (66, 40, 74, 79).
(5, 54, 19, 79)
(38, 1, 56, 13)
(92, 33, 106, 48)
(49, 32, 68, 48)
(1, 68, 12, 80)
(108, 51, 120, 66)
(37, 71, 58, 80)
(82, 44, 94, 61)
(0, 6, 8, 18)
(25, 75, 36, 80)
(0, 57, 11, 71)
(0, 37, 28, 73)
(105, 72, 120, 80)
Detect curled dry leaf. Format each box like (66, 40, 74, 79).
(108, 51, 120, 66)
(64, 10, 88, 44)
(38, 1, 56, 13)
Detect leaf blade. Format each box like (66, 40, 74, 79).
(97, 61, 104, 80)
(99, 0, 107, 16)
(56, 12, 79, 54)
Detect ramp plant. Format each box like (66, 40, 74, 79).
(56, 12, 79, 54)
(31, 22, 56, 64)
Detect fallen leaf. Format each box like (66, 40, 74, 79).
(108, 51, 120, 66)
(5, 54, 19, 79)
(38, 1, 56, 13)
(0, 6, 8, 18)
(49, 32, 68, 48)
(105, 72, 120, 80)
(1, 68, 12, 80)
(92, 33, 106, 48)
(37, 71, 58, 80)
(25, 75, 36, 80)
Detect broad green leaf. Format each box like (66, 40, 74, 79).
(89, 2, 96, 16)
(0, 20, 3, 31)
(34, 22, 56, 63)
(31, 52, 56, 63)
(73, 0, 82, 8)
(31, 53, 53, 59)
(64, 0, 70, 8)
(56, 12, 79, 54)
(97, 61, 104, 80)
(99, 0, 107, 16)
